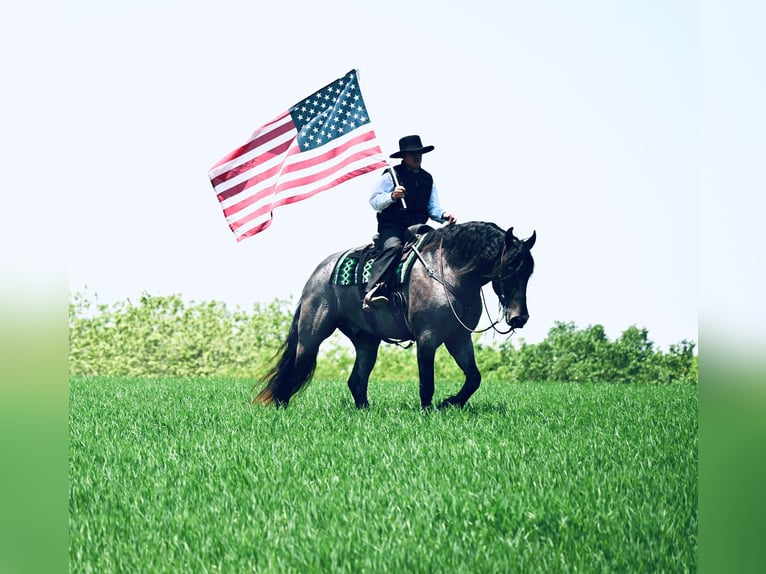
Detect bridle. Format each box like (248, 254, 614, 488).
(411, 238, 517, 336)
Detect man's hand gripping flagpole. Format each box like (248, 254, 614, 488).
(386, 162, 408, 209)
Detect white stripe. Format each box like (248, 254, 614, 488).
(275, 127, 382, 184)
(224, 145, 384, 225)
(208, 113, 294, 181)
(213, 129, 298, 196)
(233, 214, 272, 240)
(227, 151, 384, 236)
(214, 120, 385, 240)
(220, 127, 383, 213)
(218, 139, 302, 212)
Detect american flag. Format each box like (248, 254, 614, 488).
(208, 70, 386, 241)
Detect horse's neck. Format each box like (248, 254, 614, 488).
(437, 229, 503, 288)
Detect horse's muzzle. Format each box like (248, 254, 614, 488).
(507, 313, 529, 329)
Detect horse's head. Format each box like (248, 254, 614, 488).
(492, 228, 536, 329)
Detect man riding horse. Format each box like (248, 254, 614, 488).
(252, 135, 536, 410)
(363, 135, 458, 311)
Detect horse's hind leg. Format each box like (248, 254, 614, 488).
(346, 331, 380, 408)
(439, 332, 481, 408)
(270, 298, 336, 406)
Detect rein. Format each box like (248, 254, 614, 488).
(411, 239, 515, 336)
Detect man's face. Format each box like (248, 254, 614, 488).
(403, 152, 423, 170)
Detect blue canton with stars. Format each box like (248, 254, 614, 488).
(289, 70, 373, 151)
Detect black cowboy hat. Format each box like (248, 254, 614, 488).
(390, 135, 435, 159)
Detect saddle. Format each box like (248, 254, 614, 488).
(329, 224, 433, 288)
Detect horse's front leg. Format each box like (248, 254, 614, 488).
(416, 343, 437, 409)
(439, 331, 481, 408)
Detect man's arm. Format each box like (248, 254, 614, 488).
(428, 184, 456, 224)
(369, 171, 397, 212)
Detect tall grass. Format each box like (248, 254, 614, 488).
(70, 377, 696, 572)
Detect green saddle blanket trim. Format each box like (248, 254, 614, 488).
(329, 234, 426, 287)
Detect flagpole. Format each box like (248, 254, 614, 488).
(386, 161, 408, 209)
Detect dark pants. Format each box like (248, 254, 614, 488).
(366, 224, 408, 293)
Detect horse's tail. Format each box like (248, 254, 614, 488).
(252, 301, 317, 407)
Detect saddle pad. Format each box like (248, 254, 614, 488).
(329, 235, 425, 287)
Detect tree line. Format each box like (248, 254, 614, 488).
(69, 292, 697, 384)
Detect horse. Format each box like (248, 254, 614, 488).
(253, 221, 536, 409)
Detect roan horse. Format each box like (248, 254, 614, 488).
(254, 221, 536, 409)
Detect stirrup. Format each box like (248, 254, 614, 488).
(364, 294, 389, 309)
(362, 284, 390, 311)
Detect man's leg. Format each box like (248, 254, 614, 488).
(363, 231, 402, 310)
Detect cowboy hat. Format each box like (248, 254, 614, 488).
(390, 135, 435, 159)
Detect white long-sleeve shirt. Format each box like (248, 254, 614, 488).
(368, 169, 448, 223)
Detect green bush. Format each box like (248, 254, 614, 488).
(492, 322, 698, 384)
(69, 292, 292, 378)
(69, 293, 697, 384)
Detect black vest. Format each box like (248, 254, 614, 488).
(376, 164, 433, 231)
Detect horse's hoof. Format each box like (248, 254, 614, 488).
(355, 400, 370, 409)
(437, 397, 463, 409)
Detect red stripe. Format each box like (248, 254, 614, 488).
(222, 179, 277, 218)
(234, 219, 273, 242)
(209, 111, 291, 171)
(281, 130, 380, 176)
(275, 163, 384, 207)
(228, 199, 275, 232)
(223, 143, 383, 218)
(228, 161, 384, 234)
(211, 136, 292, 189)
(217, 148, 294, 206)
(220, 130, 380, 213)
(275, 148, 384, 194)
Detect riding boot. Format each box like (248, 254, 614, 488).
(362, 283, 389, 311)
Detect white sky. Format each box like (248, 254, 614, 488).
(10, 0, 753, 352)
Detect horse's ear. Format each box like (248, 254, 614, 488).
(505, 227, 517, 248)
(524, 230, 537, 251)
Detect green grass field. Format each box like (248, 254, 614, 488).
(70, 377, 697, 573)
